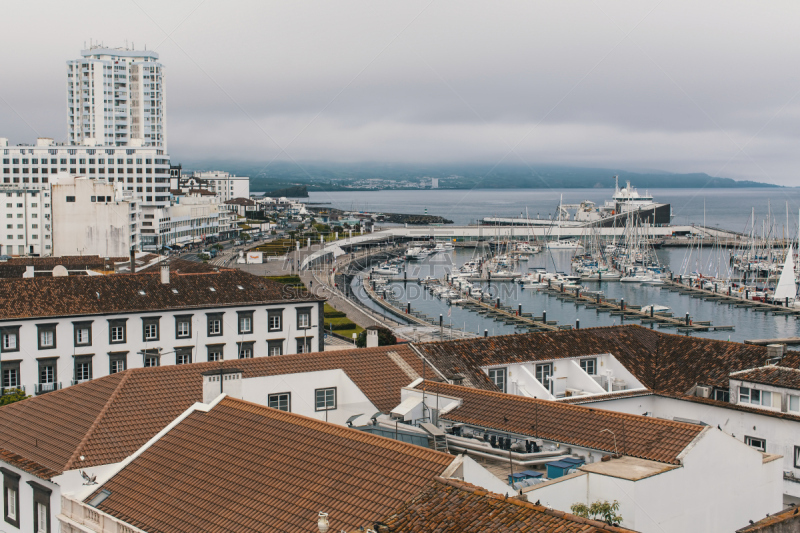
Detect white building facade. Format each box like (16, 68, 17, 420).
(140, 193, 224, 250)
(0, 272, 323, 396)
(181, 170, 249, 202)
(0, 183, 51, 257)
(51, 176, 140, 257)
(67, 46, 166, 149)
(1, 138, 171, 208)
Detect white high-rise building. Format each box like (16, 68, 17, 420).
(67, 46, 166, 149)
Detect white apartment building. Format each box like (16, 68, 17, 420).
(67, 46, 166, 149)
(0, 184, 51, 258)
(177, 170, 249, 202)
(1, 137, 171, 208)
(141, 192, 223, 250)
(0, 268, 324, 396)
(51, 176, 140, 257)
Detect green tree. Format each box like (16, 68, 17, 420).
(241, 233, 252, 241)
(0, 388, 29, 407)
(570, 500, 622, 526)
(355, 327, 397, 348)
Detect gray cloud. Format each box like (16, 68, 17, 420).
(1, 0, 799, 183)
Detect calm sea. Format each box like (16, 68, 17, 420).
(307, 187, 800, 232)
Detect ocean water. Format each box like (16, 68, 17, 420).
(308, 187, 800, 232)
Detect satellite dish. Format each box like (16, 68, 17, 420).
(52, 265, 68, 277)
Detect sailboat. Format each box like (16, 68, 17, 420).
(772, 245, 798, 306)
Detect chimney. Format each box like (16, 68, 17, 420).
(22, 265, 34, 278)
(366, 328, 379, 348)
(201, 368, 243, 403)
(129, 247, 136, 274)
(160, 265, 170, 284)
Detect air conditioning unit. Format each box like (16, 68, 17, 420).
(696, 385, 712, 398)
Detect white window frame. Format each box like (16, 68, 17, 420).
(76, 328, 90, 345)
(268, 392, 291, 412)
(36, 501, 47, 533)
(40, 330, 54, 347)
(488, 368, 506, 393)
(298, 312, 310, 329)
(177, 320, 190, 338)
(268, 314, 281, 331)
(110, 325, 125, 342)
(240, 316, 252, 334)
(144, 323, 158, 340)
(2, 332, 16, 350)
(315, 387, 336, 411)
(745, 435, 766, 453)
(6, 486, 16, 520)
(208, 319, 221, 336)
(790, 395, 800, 413)
(580, 358, 597, 375)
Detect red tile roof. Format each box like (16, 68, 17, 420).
(415, 381, 705, 465)
(90, 396, 454, 533)
(0, 344, 428, 479)
(379, 477, 634, 532)
(414, 325, 775, 395)
(730, 366, 800, 391)
(0, 269, 320, 320)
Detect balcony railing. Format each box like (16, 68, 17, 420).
(35, 382, 61, 395)
(0, 386, 25, 396)
(71, 378, 91, 386)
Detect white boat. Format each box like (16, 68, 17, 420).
(372, 265, 399, 276)
(641, 304, 670, 314)
(772, 246, 798, 306)
(620, 274, 648, 283)
(522, 282, 547, 289)
(546, 239, 584, 250)
(405, 247, 424, 260)
(640, 277, 665, 285)
(470, 287, 484, 298)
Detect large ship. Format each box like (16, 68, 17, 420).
(481, 176, 673, 228)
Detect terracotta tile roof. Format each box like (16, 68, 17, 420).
(0, 269, 321, 321)
(90, 396, 453, 533)
(415, 381, 705, 465)
(730, 366, 800, 391)
(138, 258, 222, 274)
(0, 255, 127, 278)
(379, 477, 634, 532)
(0, 344, 427, 478)
(224, 197, 256, 206)
(736, 504, 800, 532)
(414, 325, 774, 395)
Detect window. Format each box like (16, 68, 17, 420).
(65, 196, 75, 202)
(714, 388, 730, 403)
(37, 324, 57, 349)
(28, 481, 51, 533)
(297, 307, 312, 330)
(2, 467, 20, 528)
(739, 386, 775, 408)
(238, 311, 253, 334)
(207, 313, 223, 336)
(0, 327, 19, 352)
(790, 395, 800, 413)
(73, 321, 92, 346)
(2, 361, 20, 389)
(108, 319, 126, 343)
(109, 352, 127, 374)
(296, 337, 313, 353)
(143, 351, 160, 367)
(175, 315, 192, 338)
(744, 435, 766, 453)
(237, 341, 254, 359)
(268, 393, 291, 412)
(142, 317, 160, 341)
(795, 446, 800, 469)
(268, 310, 283, 331)
(37, 359, 57, 394)
(315, 387, 336, 411)
(535, 363, 552, 389)
(73, 355, 92, 384)
(268, 340, 283, 356)
(488, 368, 506, 393)
(207, 344, 224, 362)
(580, 358, 597, 375)
(175, 348, 192, 365)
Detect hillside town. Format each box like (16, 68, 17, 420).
(1, 43, 800, 533)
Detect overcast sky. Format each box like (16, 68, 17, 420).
(1, 0, 799, 183)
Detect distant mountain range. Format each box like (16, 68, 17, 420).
(180, 160, 779, 192)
